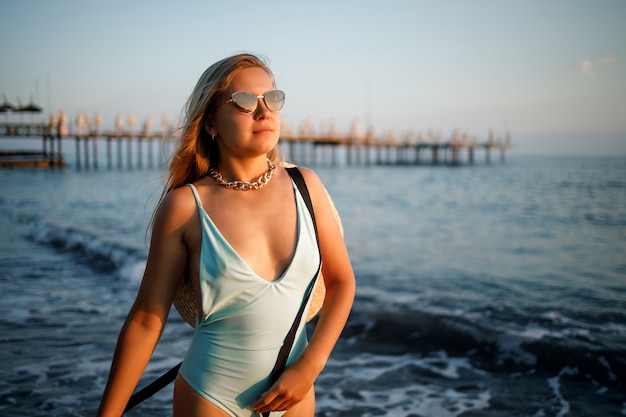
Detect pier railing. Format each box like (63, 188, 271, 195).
(0, 122, 511, 169)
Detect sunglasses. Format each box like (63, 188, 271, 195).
(223, 90, 285, 114)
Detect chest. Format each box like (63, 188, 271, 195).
(187, 188, 298, 282)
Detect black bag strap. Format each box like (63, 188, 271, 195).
(262, 167, 320, 417)
(125, 166, 320, 414)
(286, 166, 319, 242)
(124, 363, 181, 412)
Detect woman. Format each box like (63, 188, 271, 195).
(97, 54, 355, 417)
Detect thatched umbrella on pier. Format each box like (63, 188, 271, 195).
(0, 94, 16, 112)
(94, 111, 103, 133)
(0, 94, 16, 122)
(16, 97, 43, 123)
(18, 101, 42, 113)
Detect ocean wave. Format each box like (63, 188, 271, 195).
(337, 298, 626, 392)
(22, 218, 146, 284)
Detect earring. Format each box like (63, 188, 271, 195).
(211, 134, 215, 141)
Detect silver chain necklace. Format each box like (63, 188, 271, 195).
(208, 158, 277, 191)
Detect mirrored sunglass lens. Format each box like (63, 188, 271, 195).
(232, 92, 258, 113)
(264, 90, 285, 111)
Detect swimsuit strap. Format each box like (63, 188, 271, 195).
(186, 183, 203, 208)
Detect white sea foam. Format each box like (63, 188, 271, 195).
(547, 366, 578, 417)
(597, 355, 617, 381)
(319, 383, 491, 417)
(348, 350, 487, 380)
(318, 352, 491, 416)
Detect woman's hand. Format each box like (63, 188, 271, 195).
(251, 356, 321, 414)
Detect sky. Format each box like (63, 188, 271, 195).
(1, 0, 625, 155)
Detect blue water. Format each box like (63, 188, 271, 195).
(1, 141, 625, 416)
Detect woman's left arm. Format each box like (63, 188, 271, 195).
(253, 168, 356, 414)
(296, 167, 356, 372)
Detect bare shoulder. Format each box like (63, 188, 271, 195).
(152, 185, 198, 233)
(293, 166, 325, 194)
(159, 185, 196, 214)
(293, 166, 337, 216)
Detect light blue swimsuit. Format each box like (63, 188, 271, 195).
(179, 181, 321, 417)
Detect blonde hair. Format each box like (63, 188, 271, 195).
(165, 53, 283, 192)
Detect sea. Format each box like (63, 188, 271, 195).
(0, 136, 625, 417)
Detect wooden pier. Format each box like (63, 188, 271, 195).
(281, 134, 510, 166)
(0, 122, 511, 169)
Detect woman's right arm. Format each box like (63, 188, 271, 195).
(97, 188, 195, 417)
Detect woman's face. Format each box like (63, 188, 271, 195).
(210, 67, 281, 160)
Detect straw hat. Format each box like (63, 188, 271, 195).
(173, 168, 343, 327)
